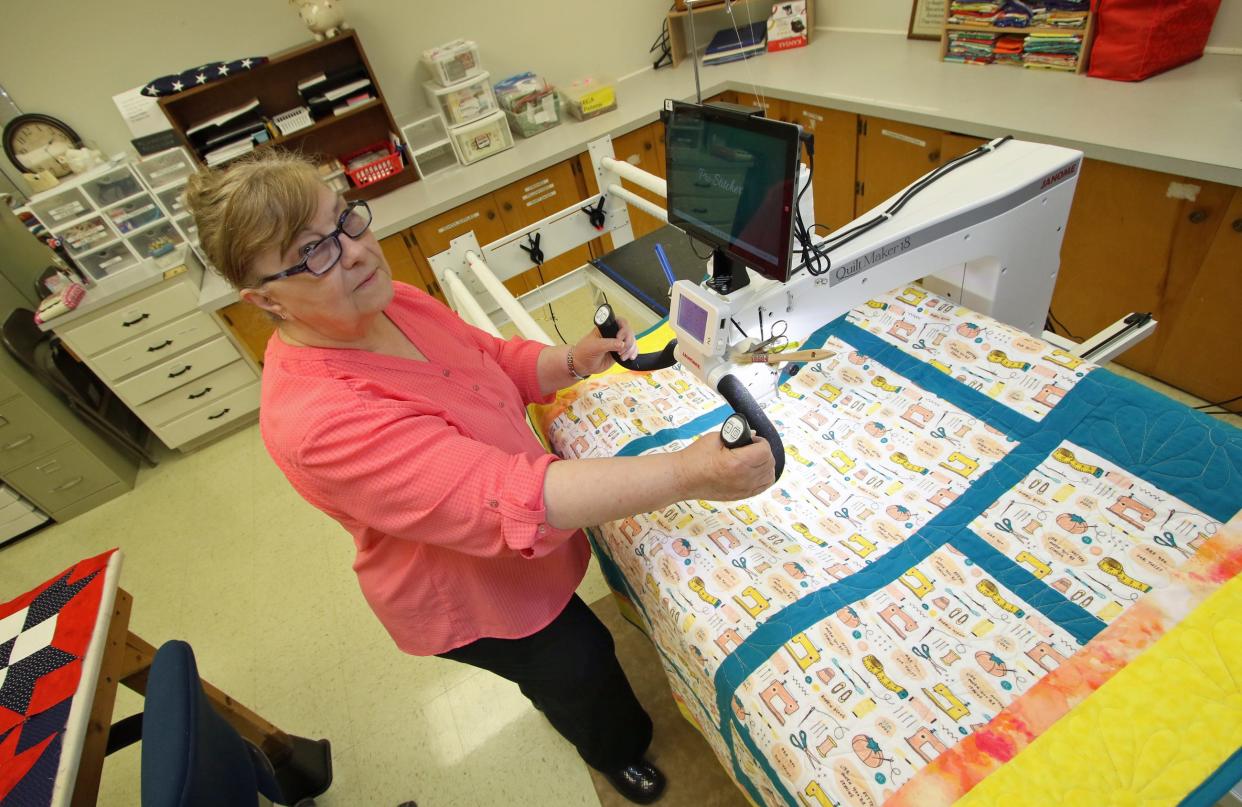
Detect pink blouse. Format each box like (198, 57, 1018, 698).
(259, 282, 589, 655)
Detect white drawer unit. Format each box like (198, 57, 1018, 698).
(90, 310, 220, 382)
(59, 280, 200, 357)
(114, 336, 241, 406)
(155, 383, 261, 448)
(136, 360, 258, 426)
(49, 262, 261, 452)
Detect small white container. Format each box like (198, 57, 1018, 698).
(272, 106, 314, 137)
(81, 165, 144, 207)
(422, 39, 483, 87)
(106, 193, 165, 234)
(449, 110, 513, 165)
(135, 148, 196, 189)
(156, 184, 189, 218)
(60, 214, 118, 255)
(401, 115, 460, 178)
(560, 75, 618, 120)
(424, 72, 497, 127)
(77, 240, 140, 280)
(29, 186, 92, 226)
(127, 220, 184, 259)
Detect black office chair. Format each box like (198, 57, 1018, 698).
(2, 307, 160, 466)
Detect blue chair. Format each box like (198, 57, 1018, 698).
(138, 640, 329, 807)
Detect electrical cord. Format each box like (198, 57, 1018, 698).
(1046, 309, 1081, 342)
(1195, 393, 1242, 415)
(790, 136, 1015, 279)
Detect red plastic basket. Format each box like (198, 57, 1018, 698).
(341, 140, 403, 188)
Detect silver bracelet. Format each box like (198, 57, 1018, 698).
(566, 347, 590, 381)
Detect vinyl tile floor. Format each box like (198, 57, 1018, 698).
(0, 284, 1231, 806)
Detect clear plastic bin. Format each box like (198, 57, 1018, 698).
(449, 110, 514, 165)
(560, 75, 617, 120)
(156, 184, 188, 217)
(174, 213, 199, 245)
(77, 240, 140, 280)
(60, 214, 118, 255)
(106, 193, 165, 234)
(135, 148, 196, 189)
(424, 72, 497, 127)
(495, 73, 561, 138)
(127, 220, 184, 259)
(29, 186, 92, 226)
(82, 166, 144, 207)
(422, 39, 483, 86)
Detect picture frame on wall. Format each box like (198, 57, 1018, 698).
(908, 0, 947, 40)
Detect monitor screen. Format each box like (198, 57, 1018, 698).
(664, 101, 801, 283)
(676, 295, 709, 344)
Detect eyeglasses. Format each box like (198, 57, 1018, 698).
(257, 200, 372, 285)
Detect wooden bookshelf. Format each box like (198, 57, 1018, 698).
(157, 30, 417, 201)
(938, 9, 1096, 74)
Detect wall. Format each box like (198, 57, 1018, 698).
(0, 0, 669, 161)
(0, 0, 1238, 173)
(814, 0, 1242, 51)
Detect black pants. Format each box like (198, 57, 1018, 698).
(437, 594, 653, 771)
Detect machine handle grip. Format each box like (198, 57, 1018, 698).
(594, 303, 679, 372)
(716, 373, 785, 482)
(720, 413, 753, 448)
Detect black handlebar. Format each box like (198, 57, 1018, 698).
(716, 374, 785, 483)
(594, 304, 680, 372)
(593, 303, 785, 482)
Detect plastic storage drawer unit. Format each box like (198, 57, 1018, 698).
(422, 39, 484, 86)
(449, 111, 513, 165)
(424, 72, 497, 127)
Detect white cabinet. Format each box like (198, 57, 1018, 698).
(53, 266, 260, 451)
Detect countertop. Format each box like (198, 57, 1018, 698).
(371, 30, 1242, 240)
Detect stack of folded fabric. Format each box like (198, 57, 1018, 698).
(1045, 0, 1089, 27)
(994, 35, 1026, 64)
(947, 1, 1001, 26)
(996, 0, 1034, 27)
(946, 30, 998, 63)
(1023, 31, 1083, 70)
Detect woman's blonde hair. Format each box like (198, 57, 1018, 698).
(184, 149, 324, 289)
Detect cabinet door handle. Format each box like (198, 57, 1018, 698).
(1188, 209, 1208, 224)
(122, 313, 150, 327)
(643, 141, 653, 151)
(502, 201, 513, 212)
(1233, 218, 1242, 233)
(188, 386, 212, 400)
(51, 476, 84, 493)
(485, 210, 496, 220)
(207, 407, 231, 420)
(147, 339, 174, 352)
(35, 459, 62, 473)
(928, 150, 941, 163)
(3, 434, 33, 450)
(168, 365, 192, 378)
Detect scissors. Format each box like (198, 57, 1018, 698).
(789, 730, 821, 769)
(634, 544, 647, 559)
(1154, 531, 1192, 559)
(911, 338, 930, 352)
(993, 517, 1016, 536)
(911, 643, 945, 674)
(731, 556, 758, 580)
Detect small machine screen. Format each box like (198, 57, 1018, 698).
(665, 101, 801, 282)
(676, 296, 710, 344)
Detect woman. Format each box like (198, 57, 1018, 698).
(186, 150, 775, 804)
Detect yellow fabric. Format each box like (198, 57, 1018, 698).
(956, 573, 1242, 806)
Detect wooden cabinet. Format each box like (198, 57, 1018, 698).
(379, 231, 442, 299)
(855, 116, 944, 216)
(1150, 189, 1242, 411)
(733, 92, 788, 122)
(785, 102, 858, 232)
(492, 160, 594, 286)
(940, 133, 988, 163)
(410, 194, 529, 295)
(219, 301, 276, 365)
(609, 123, 669, 240)
(1050, 159, 1235, 374)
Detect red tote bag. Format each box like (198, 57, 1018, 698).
(1088, 0, 1222, 81)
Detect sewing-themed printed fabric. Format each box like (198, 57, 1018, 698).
(846, 285, 1089, 422)
(536, 284, 1242, 807)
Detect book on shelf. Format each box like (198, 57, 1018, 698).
(185, 99, 261, 139)
(333, 92, 376, 116)
(703, 21, 766, 64)
(297, 63, 368, 95)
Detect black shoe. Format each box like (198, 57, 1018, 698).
(604, 759, 666, 804)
